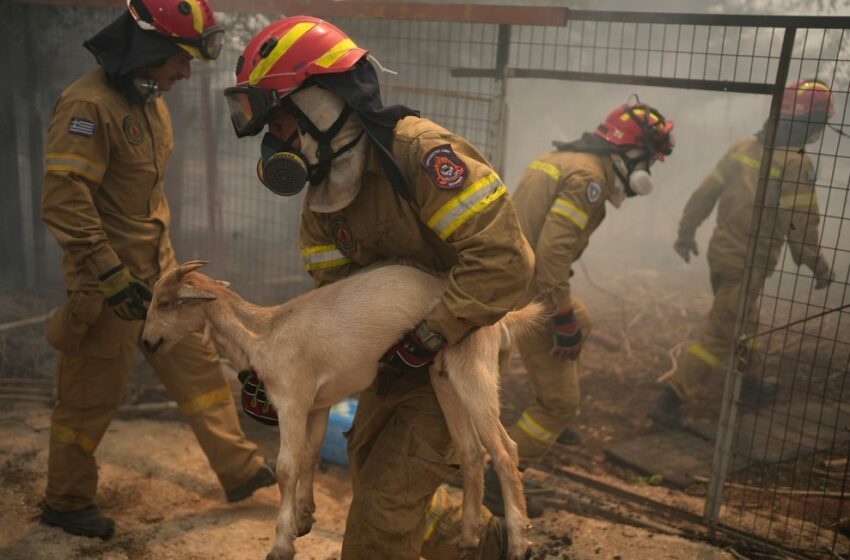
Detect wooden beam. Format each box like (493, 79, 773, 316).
(9, 0, 570, 26)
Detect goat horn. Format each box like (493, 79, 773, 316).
(175, 260, 210, 280)
(177, 285, 217, 302)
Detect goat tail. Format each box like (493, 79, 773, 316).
(495, 292, 554, 349)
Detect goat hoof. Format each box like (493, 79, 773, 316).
(508, 543, 533, 560)
(265, 546, 294, 560)
(297, 515, 315, 537)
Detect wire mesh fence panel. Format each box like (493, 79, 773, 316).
(707, 24, 850, 559)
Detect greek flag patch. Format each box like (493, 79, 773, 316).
(68, 117, 95, 137)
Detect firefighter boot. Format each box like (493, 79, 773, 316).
(739, 376, 778, 405)
(555, 426, 583, 446)
(40, 503, 115, 539)
(225, 463, 276, 502)
(483, 464, 544, 519)
(648, 387, 683, 427)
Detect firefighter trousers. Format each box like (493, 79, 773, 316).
(504, 297, 591, 464)
(667, 267, 765, 402)
(44, 291, 266, 511)
(341, 369, 504, 560)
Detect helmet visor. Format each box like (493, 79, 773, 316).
(173, 27, 225, 60)
(224, 86, 280, 138)
(201, 27, 225, 60)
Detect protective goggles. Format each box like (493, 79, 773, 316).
(173, 27, 225, 60)
(224, 85, 281, 138)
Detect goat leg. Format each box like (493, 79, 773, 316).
(430, 370, 485, 549)
(267, 403, 308, 560)
(296, 408, 329, 536)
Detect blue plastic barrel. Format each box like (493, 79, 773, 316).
(319, 398, 358, 467)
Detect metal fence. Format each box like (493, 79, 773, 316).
(2, 1, 849, 556)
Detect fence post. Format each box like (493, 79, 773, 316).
(703, 26, 797, 527)
(492, 23, 511, 177)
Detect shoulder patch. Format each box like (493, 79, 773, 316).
(586, 181, 602, 203)
(68, 117, 95, 137)
(421, 144, 468, 189)
(123, 115, 145, 145)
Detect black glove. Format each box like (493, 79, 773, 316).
(237, 369, 279, 426)
(98, 264, 152, 321)
(552, 309, 582, 360)
(381, 321, 446, 372)
(673, 238, 699, 263)
(813, 257, 834, 290)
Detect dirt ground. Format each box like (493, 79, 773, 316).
(0, 397, 738, 560)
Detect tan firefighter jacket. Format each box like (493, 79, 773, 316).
(511, 151, 617, 312)
(42, 67, 176, 291)
(299, 116, 534, 345)
(678, 135, 826, 274)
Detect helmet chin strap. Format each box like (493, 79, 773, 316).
(281, 96, 363, 186)
(132, 76, 160, 102)
(829, 123, 850, 139)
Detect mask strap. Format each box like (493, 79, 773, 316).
(331, 129, 366, 159)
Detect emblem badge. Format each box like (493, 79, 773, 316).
(421, 144, 468, 189)
(586, 181, 602, 203)
(329, 216, 356, 254)
(123, 115, 145, 145)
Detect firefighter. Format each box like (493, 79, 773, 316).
(225, 16, 534, 560)
(39, 0, 275, 540)
(486, 101, 673, 507)
(650, 79, 835, 426)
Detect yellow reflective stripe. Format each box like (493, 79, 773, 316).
(249, 22, 317, 85)
(516, 411, 558, 445)
(51, 422, 98, 454)
(687, 342, 721, 369)
(797, 81, 830, 93)
(423, 487, 448, 541)
(179, 387, 231, 417)
(184, 0, 204, 34)
(46, 152, 105, 182)
(427, 172, 507, 240)
(301, 244, 351, 271)
(550, 197, 588, 230)
(177, 44, 203, 59)
(315, 38, 358, 69)
(779, 192, 817, 209)
(730, 152, 781, 179)
(529, 160, 560, 181)
(620, 107, 660, 124)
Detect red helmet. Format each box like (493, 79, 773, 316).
(127, 0, 224, 60)
(224, 16, 367, 137)
(595, 102, 674, 161)
(781, 79, 834, 121)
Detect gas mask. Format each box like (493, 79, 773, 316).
(257, 130, 309, 196)
(612, 148, 656, 198)
(257, 87, 368, 211)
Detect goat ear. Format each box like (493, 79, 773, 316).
(177, 285, 217, 303)
(175, 260, 210, 280)
(201, 320, 212, 345)
(213, 279, 231, 288)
